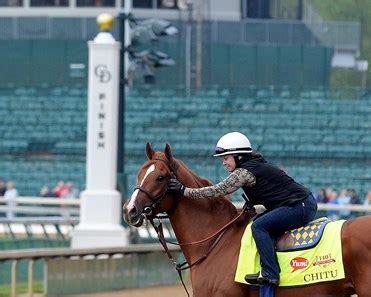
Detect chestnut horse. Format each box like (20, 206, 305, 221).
(124, 143, 371, 297)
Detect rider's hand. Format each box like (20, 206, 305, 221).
(168, 178, 185, 195)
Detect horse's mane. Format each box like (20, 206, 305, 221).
(148, 152, 210, 187)
(175, 158, 239, 216)
(175, 158, 213, 187)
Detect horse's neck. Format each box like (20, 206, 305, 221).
(169, 162, 238, 257)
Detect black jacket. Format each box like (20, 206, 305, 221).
(239, 156, 310, 210)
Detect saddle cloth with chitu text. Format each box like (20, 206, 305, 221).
(235, 220, 346, 287)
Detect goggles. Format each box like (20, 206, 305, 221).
(214, 147, 252, 155)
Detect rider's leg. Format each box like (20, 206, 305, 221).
(246, 194, 317, 285)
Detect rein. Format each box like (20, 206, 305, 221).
(149, 202, 250, 297)
(134, 157, 250, 296)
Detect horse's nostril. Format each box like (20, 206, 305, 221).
(124, 204, 145, 227)
(129, 205, 138, 218)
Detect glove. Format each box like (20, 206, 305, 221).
(168, 178, 185, 195)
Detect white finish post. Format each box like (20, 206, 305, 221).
(71, 14, 129, 248)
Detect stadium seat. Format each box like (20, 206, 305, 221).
(1, 87, 370, 198)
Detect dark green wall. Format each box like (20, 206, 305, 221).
(140, 42, 330, 89)
(0, 40, 88, 87)
(0, 40, 333, 89)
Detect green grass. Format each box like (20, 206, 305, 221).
(0, 282, 43, 297)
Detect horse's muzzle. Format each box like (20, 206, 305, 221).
(123, 203, 145, 227)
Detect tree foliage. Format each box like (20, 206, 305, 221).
(310, 0, 371, 88)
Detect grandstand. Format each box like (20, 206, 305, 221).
(0, 87, 86, 195)
(125, 87, 371, 199)
(0, 86, 370, 199)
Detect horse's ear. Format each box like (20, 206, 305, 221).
(164, 143, 174, 162)
(146, 142, 155, 160)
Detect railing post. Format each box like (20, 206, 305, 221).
(43, 259, 48, 296)
(28, 259, 34, 297)
(11, 260, 17, 297)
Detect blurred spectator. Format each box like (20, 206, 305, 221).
(326, 188, 339, 221)
(53, 180, 69, 198)
(76, 0, 114, 6)
(7, 0, 22, 6)
(30, 0, 68, 6)
(40, 185, 57, 198)
(348, 189, 361, 205)
(4, 180, 19, 219)
(314, 188, 328, 203)
(61, 182, 79, 199)
(0, 179, 6, 196)
(337, 189, 351, 219)
(347, 189, 361, 218)
(364, 190, 371, 207)
(58, 182, 79, 218)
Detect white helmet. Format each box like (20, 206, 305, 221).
(214, 132, 252, 157)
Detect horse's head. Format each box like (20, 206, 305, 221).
(123, 143, 179, 227)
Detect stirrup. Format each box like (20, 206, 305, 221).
(245, 273, 261, 285)
(245, 273, 279, 286)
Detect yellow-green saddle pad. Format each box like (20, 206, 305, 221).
(235, 220, 346, 287)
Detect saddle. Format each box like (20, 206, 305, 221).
(275, 217, 331, 252)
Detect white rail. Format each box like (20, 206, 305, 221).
(0, 197, 80, 238)
(0, 197, 370, 239)
(0, 197, 79, 216)
(235, 202, 371, 213)
(2, 197, 371, 210)
(0, 196, 80, 206)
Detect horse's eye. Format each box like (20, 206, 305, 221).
(156, 176, 165, 182)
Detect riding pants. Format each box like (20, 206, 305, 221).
(251, 194, 317, 280)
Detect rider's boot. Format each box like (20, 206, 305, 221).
(245, 272, 279, 286)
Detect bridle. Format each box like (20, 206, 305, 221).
(133, 157, 251, 296)
(133, 158, 178, 218)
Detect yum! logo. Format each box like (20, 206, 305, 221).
(290, 257, 309, 272)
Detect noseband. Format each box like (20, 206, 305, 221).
(133, 158, 177, 218)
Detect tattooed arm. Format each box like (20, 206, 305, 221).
(184, 168, 256, 199)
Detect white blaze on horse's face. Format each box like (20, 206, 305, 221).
(127, 164, 156, 213)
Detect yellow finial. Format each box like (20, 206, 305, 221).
(96, 13, 114, 31)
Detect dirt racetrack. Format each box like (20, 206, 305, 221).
(67, 284, 191, 297)
(63, 284, 359, 297)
